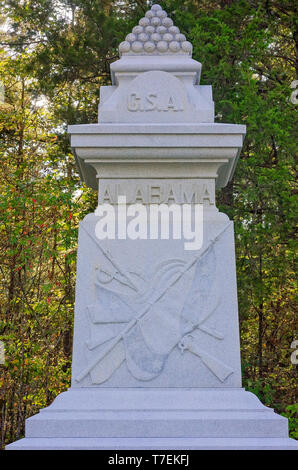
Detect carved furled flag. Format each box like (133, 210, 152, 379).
(87, 284, 134, 324)
(124, 324, 167, 381)
(180, 246, 219, 336)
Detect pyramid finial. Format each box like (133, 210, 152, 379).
(119, 4, 192, 56)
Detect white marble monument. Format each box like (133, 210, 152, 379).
(7, 4, 297, 449)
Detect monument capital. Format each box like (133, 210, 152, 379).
(68, 5, 245, 194)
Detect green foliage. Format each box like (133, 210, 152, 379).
(0, 0, 297, 447)
(282, 404, 298, 439)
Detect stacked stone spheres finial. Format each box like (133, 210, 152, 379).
(119, 4, 193, 55)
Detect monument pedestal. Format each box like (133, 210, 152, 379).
(7, 388, 296, 449)
(7, 4, 297, 450)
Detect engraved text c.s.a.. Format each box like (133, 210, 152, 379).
(127, 92, 183, 112)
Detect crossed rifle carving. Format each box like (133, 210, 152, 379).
(76, 222, 233, 383)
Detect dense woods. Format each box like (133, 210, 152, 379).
(0, 0, 297, 447)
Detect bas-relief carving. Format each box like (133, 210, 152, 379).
(127, 92, 183, 113)
(75, 223, 234, 385)
(99, 181, 215, 205)
(126, 72, 185, 113)
(118, 71, 192, 122)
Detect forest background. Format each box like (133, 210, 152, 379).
(0, 0, 297, 448)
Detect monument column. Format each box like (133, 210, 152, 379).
(7, 4, 297, 450)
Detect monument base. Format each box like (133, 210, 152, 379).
(6, 437, 298, 450)
(6, 388, 298, 450)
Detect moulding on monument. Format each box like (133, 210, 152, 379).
(69, 123, 246, 190)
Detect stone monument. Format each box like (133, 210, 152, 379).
(7, 4, 297, 449)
